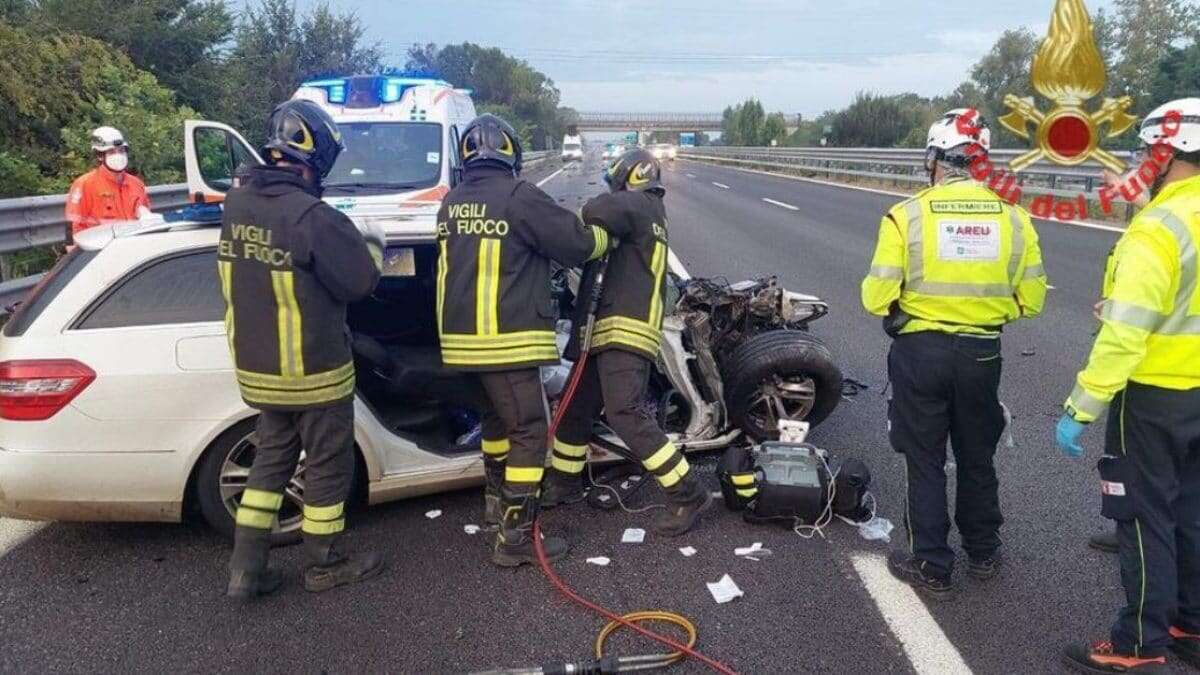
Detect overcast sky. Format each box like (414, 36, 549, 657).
(287, 0, 1118, 117)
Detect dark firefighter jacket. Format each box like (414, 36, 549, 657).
(567, 190, 670, 361)
(436, 167, 610, 371)
(218, 165, 381, 411)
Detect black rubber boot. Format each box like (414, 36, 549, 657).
(227, 527, 284, 600)
(302, 535, 386, 593)
(483, 458, 505, 526)
(651, 473, 713, 537)
(540, 468, 586, 508)
(1088, 531, 1119, 554)
(887, 550, 955, 600)
(492, 487, 569, 568)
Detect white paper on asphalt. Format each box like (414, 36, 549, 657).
(706, 574, 744, 604)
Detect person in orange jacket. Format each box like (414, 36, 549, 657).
(64, 127, 151, 242)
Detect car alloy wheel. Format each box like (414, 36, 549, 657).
(218, 431, 306, 536)
(745, 373, 817, 433)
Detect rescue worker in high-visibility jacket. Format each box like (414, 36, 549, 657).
(219, 100, 386, 599)
(546, 149, 712, 536)
(436, 114, 611, 567)
(1057, 98, 1200, 674)
(861, 109, 1047, 599)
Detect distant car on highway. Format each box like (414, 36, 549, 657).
(649, 143, 678, 161)
(0, 122, 844, 542)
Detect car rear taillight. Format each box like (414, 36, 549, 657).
(0, 360, 96, 421)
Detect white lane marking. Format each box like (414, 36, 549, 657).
(851, 553, 974, 675)
(679, 158, 1125, 234)
(686, 173, 697, 178)
(536, 167, 565, 187)
(712, 182, 730, 189)
(762, 197, 799, 211)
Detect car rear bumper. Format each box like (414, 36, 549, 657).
(0, 448, 183, 522)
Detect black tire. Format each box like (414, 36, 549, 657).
(723, 330, 843, 442)
(194, 417, 311, 547)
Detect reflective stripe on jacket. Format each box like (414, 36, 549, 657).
(573, 190, 670, 360)
(219, 166, 381, 411)
(1067, 173, 1200, 422)
(437, 168, 609, 371)
(861, 178, 1047, 335)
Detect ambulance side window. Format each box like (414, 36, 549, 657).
(449, 125, 463, 187)
(194, 128, 241, 191)
(75, 249, 224, 329)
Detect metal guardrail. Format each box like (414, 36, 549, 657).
(0, 152, 555, 315)
(679, 146, 1136, 202)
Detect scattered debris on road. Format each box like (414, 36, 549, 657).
(621, 528, 646, 544)
(425, 509, 442, 519)
(463, 524, 480, 535)
(735, 542, 772, 561)
(706, 574, 744, 604)
(679, 546, 697, 557)
(586, 556, 611, 566)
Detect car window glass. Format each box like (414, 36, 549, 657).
(194, 127, 237, 191)
(76, 250, 223, 329)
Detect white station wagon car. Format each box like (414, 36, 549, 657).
(0, 122, 843, 543)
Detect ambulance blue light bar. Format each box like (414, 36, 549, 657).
(301, 76, 453, 106)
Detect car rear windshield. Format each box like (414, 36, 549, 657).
(2, 249, 98, 337)
(324, 122, 442, 196)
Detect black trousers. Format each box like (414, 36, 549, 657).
(1106, 383, 1200, 657)
(477, 368, 549, 492)
(887, 331, 1006, 577)
(243, 399, 355, 541)
(555, 349, 687, 488)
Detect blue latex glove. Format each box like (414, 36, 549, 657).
(1055, 414, 1088, 458)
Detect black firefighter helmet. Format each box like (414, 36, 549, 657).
(460, 113, 523, 175)
(261, 99, 345, 180)
(606, 148, 664, 195)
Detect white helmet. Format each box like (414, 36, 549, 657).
(90, 126, 128, 153)
(926, 108, 991, 153)
(1139, 98, 1200, 154)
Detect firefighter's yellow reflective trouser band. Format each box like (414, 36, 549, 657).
(236, 362, 356, 408)
(505, 465, 545, 486)
(236, 488, 283, 530)
(551, 439, 588, 475)
(482, 437, 510, 462)
(729, 472, 758, 499)
(302, 502, 345, 536)
(643, 441, 689, 488)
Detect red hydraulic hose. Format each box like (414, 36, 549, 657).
(538, 313, 738, 675)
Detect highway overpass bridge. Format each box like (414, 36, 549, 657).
(573, 112, 800, 142)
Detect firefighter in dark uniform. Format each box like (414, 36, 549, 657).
(545, 148, 712, 536)
(219, 100, 386, 598)
(436, 114, 612, 567)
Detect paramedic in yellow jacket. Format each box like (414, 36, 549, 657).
(1057, 98, 1200, 674)
(861, 109, 1047, 599)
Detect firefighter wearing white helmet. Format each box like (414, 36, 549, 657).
(1058, 98, 1200, 673)
(64, 126, 150, 241)
(861, 108, 1047, 598)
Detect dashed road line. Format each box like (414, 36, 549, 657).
(536, 167, 565, 187)
(851, 553, 974, 675)
(762, 197, 799, 211)
(712, 182, 730, 189)
(678, 158, 1125, 234)
(686, 173, 697, 178)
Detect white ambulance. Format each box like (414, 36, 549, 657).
(186, 75, 477, 242)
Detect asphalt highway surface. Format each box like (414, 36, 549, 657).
(0, 150, 1186, 674)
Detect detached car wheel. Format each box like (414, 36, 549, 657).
(724, 330, 843, 441)
(195, 418, 304, 546)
